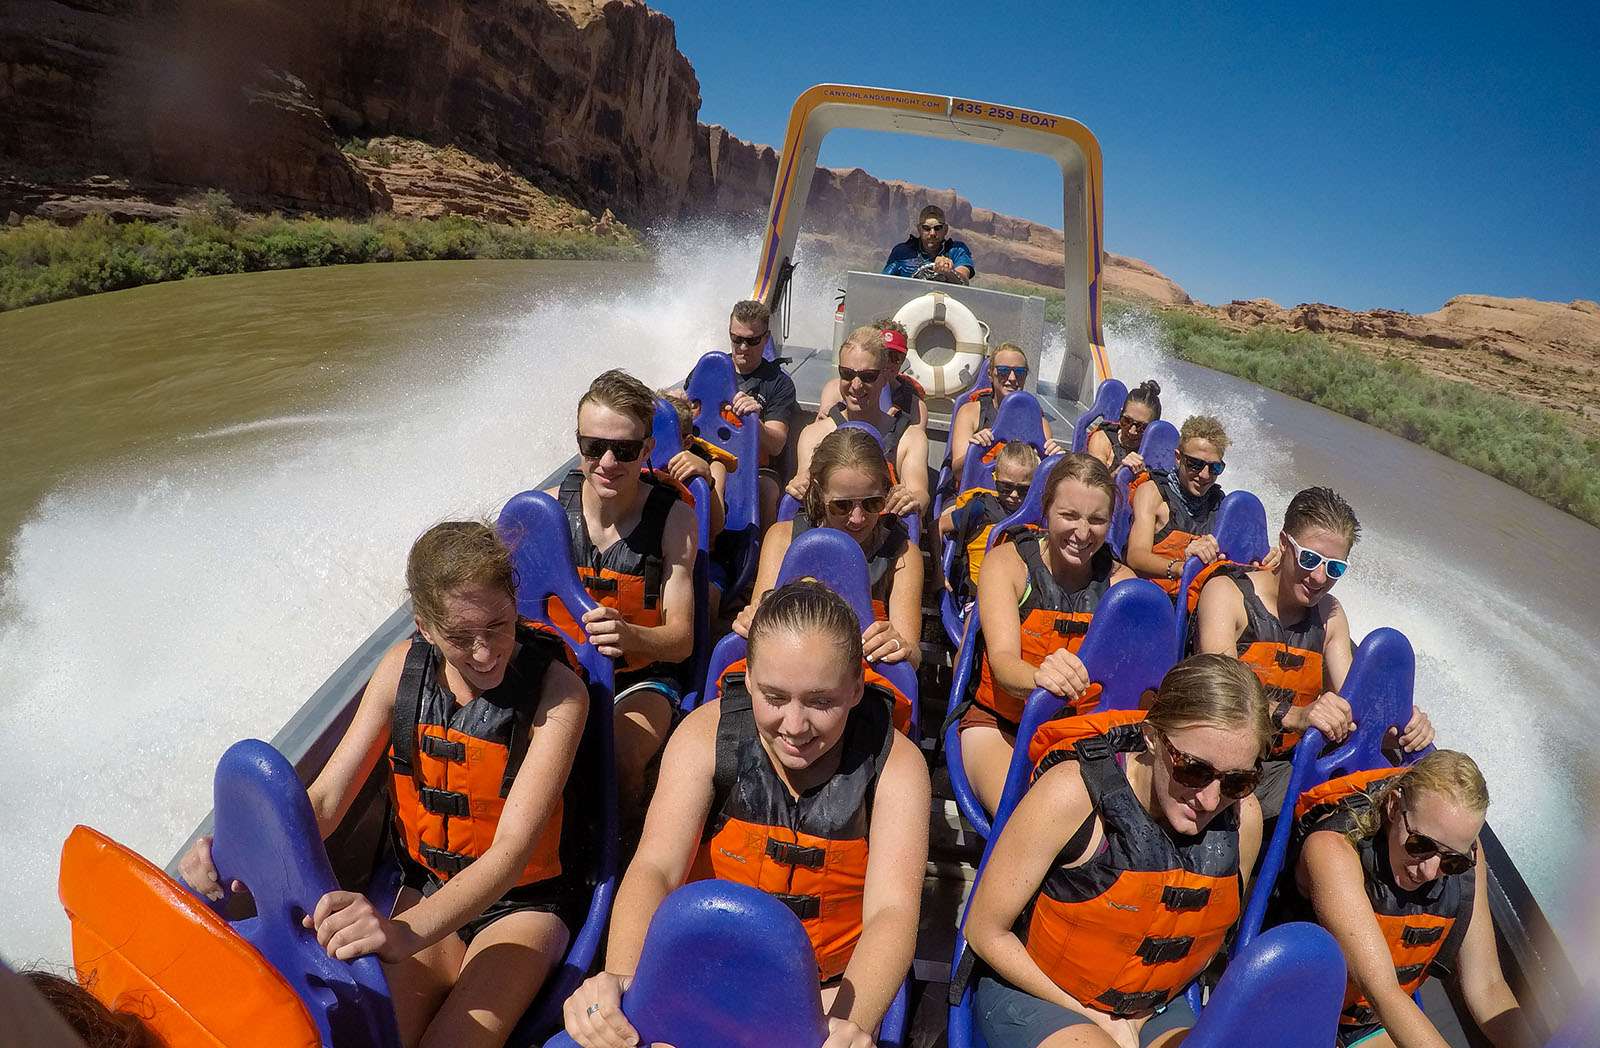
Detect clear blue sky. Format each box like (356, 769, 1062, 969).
(653, 2, 1598, 313)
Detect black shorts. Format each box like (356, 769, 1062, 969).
(398, 854, 583, 945)
(975, 975, 1196, 1048)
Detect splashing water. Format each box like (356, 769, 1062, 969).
(0, 228, 818, 964)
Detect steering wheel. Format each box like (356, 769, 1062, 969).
(910, 262, 969, 285)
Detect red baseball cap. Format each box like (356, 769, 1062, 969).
(881, 328, 908, 354)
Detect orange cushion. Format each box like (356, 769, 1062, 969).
(58, 825, 319, 1048)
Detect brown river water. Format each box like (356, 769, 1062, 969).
(1, 255, 1596, 969)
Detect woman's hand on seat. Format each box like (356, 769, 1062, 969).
(785, 475, 810, 501)
(882, 484, 919, 517)
(732, 601, 756, 638)
(1043, 438, 1066, 457)
(969, 428, 995, 449)
(1034, 649, 1091, 699)
(306, 890, 418, 963)
(821, 1016, 875, 1048)
(862, 620, 910, 664)
(1394, 705, 1435, 752)
(1121, 451, 1145, 474)
(562, 972, 640, 1048)
(177, 835, 245, 901)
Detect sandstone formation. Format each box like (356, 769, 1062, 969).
(1203, 297, 1600, 436)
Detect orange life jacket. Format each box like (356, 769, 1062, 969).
(1022, 711, 1243, 1019)
(389, 625, 569, 886)
(549, 468, 685, 671)
(1228, 571, 1329, 756)
(692, 675, 895, 981)
(972, 531, 1114, 728)
(948, 490, 1009, 600)
(691, 434, 740, 470)
(716, 655, 913, 737)
(1129, 469, 1222, 596)
(1290, 769, 1475, 1027)
(790, 510, 909, 625)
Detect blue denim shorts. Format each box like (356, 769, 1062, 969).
(974, 975, 1196, 1048)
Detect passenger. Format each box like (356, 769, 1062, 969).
(938, 439, 1042, 605)
(883, 203, 975, 283)
(1283, 750, 1533, 1048)
(1126, 414, 1229, 597)
(545, 370, 697, 820)
(677, 299, 796, 528)
(962, 654, 1267, 1048)
(816, 320, 930, 427)
(1086, 378, 1162, 474)
(19, 969, 160, 1048)
(948, 342, 1065, 479)
(790, 325, 931, 517)
(1194, 487, 1433, 827)
(179, 521, 589, 1048)
(742, 428, 923, 671)
(658, 389, 726, 542)
(562, 581, 931, 1048)
(955, 454, 1135, 815)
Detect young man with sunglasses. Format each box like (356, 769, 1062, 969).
(1194, 487, 1433, 830)
(790, 325, 931, 517)
(1126, 414, 1231, 597)
(882, 204, 974, 282)
(1285, 749, 1530, 1048)
(545, 369, 698, 827)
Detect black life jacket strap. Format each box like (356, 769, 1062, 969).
(1095, 987, 1170, 1019)
(765, 838, 826, 869)
(637, 480, 678, 610)
(419, 844, 474, 876)
(773, 893, 821, 920)
(558, 470, 591, 562)
(390, 635, 432, 779)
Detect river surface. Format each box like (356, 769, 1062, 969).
(2, 249, 1597, 969)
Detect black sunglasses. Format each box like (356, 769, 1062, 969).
(729, 330, 767, 348)
(825, 494, 887, 516)
(1181, 453, 1226, 477)
(1119, 414, 1149, 432)
(1399, 806, 1477, 875)
(995, 480, 1030, 501)
(838, 366, 883, 385)
(576, 434, 646, 462)
(1154, 730, 1261, 799)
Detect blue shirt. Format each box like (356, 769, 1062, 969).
(882, 236, 975, 278)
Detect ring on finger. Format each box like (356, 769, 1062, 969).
(587, 1003, 602, 1017)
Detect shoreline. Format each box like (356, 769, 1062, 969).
(0, 205, 646, 313)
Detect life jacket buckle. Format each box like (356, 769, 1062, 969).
(1394, 963, 1426, 984)
(1401, 924, 1444, 947)
(1160, 885, 1212, 911)
(765, 838, 826, 869)
(419, 845, 473, 876)
(420, 734, 466, 762)
(1274, 649, 1307, 670)
(583, 575, 619, 594)
(1051, 617, 1090, 637)
(1135, 935, 1195, 965)
(1094, 987, 1169, 1019)
(1073, 734, 1115, 763)
(419, 787, 471, 817)
(773, 893, 821, 920)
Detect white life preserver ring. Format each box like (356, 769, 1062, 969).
(893, 292, 986, 397)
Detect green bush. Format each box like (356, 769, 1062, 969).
(1144, 308, 1600, 527)
(0, 209, 646, 311)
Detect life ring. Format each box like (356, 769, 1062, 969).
(893, 292, 985, 397)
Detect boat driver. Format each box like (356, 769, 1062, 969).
(882, 204, 975, 283)
(544, 369, 698, 826)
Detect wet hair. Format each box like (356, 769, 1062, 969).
(839, 324, 889, 368)
(22, 970, 167, 1048)
(1125, 379, 1162, 420)
(1145, 653, 1273, 761)
(659, 389, 693, 442)
(1042, 453, 1116, 516)
(578, 369, 655, 433)
(994, 440, 1042, 476)
(407, 521, 517, 632)
(1349, 750, 1489, 844)
(730, 300, 771, 329)
(989, 341, 1028, 366)
(803, 428, 891, 524)
(1179, 415, 1230, 456)
(918, 204, 947, 226)
(1284, 486, 1361, 547)
(872, 317, 909, 338)
(748, 580, 864, 675)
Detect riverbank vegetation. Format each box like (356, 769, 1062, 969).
(1138, 307, 1600, 527)
(0, 193, 645, 311)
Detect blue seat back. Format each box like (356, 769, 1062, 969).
(1070, 378, 1128, 452)
(954, 390, 1049, 498)
(1237, 626, 1422, 950)
(542, 881, 828, 1048)
(208, 739, 401, 1048)
(493, 490, 622, 1035)
(1183, 923, 1347, 1047)
(693, 529, 919, 737)
(1173, 490, 1270, 659)
(687, 351, 762, 536)
(651, 398, 713, 697)
(1109, 418, 1181, 556)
